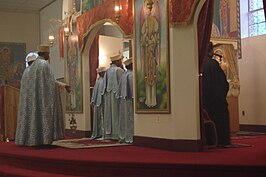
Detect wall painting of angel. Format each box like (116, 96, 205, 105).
(65, 21, 83, 113)
(134, 0, 170, 114)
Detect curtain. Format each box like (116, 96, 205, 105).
(198, 0, 214, 72)
(263, 0, 266, 16)
(89, 34, 99, 131)
(89, 34, 99, 89)
(197, 0, 214, 147)
(59, 28, 64, 58)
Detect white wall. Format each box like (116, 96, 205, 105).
(238, 0, 266, 125)
(0, 11, 39, 53)
(99, 35, 123, 69)
(238, 34, 266, 125)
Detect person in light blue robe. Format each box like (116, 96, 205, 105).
(90, 67, 106, 139)
(117, 58, 134, 143)
(103, 53, 124, 140)
(15, 45, 71, 146)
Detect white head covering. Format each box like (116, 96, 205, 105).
(26, 52, 38, 63)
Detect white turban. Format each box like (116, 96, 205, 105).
(26, 52, 38, 63)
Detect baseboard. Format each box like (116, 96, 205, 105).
(240, 124, 266, 132)
(65, 129, 91, 138)
(133, 136, 203, 152)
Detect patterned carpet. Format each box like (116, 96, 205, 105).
(52, 138, 130, 149)
(231, 131, 266, 140)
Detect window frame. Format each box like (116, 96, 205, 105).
(248, 0, 266, 36)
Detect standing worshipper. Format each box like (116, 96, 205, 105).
(15, 45, 71, 146)
(90, 66, 106, 139)
(103, 53, 124, 140)
(202, 42, 231, 147)
(15, 52, 38, 141)
(117, 58, 134, 143)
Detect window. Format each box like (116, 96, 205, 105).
(248, 0, 266, 36)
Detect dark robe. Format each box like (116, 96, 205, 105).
(202, 55, 230, 146)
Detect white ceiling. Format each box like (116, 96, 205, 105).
(0, 0, 56, 13)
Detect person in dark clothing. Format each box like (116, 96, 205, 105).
(202, 42, 231, 147)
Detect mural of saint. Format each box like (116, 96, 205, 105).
(65, 21, 82, 112)
(212, 0, 239, 38)
(0, 47, 15, 83)
(140, 0, 160, 107)
(0, 43, 26, 87)
(67, 37, 78, 109)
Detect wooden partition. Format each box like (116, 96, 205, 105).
(227, 96, 240, 136)
(0, 85, 20, 141)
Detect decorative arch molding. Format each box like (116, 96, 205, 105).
(170, 0, 200, 26)
(81, 19, 124, 91)
(76, 0, 133, 49)
(77, 0, 204, 48)
(81, 19, 130, 53)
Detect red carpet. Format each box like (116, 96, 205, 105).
(0, 135, 266, 177)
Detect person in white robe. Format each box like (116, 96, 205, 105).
(15, 45, 71, 146)
(117, 58, 134, 143)
(90, 66, 106, 139)
(103, 53, 124, 140)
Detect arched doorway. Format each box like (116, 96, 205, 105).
(81, 19, 132, 136)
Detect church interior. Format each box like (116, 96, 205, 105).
(0, 0, 266, 176)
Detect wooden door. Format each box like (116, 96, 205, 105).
(227, 96, 240, 136)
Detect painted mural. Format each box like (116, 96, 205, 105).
(0, 42, 26, 88)
(134, 0, 170, 113)
(212, 0, 241, 58)
(65, 22, 83, 113)
(212, 0, 239, 39)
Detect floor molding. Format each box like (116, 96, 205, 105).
(133, 136, 203, 152)
(240, 124, 266, 132)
